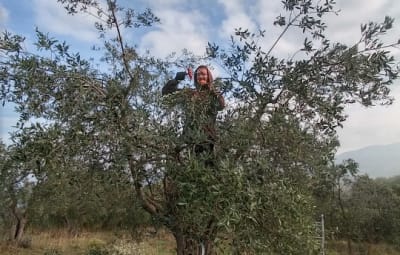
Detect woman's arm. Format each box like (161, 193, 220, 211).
(162, 79, 180, 95)
(162, 72, 187, 95)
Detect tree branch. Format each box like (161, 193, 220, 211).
(110, 4, 134, 82)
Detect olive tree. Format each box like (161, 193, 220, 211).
(1, 0, 399, 254)
(0, 138, 36, 243)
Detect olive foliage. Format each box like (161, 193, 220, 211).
(0, 0, 399, 254)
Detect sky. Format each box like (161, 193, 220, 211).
(0, 0, 400, 154)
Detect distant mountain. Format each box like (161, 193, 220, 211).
(335, 143, 400, 178)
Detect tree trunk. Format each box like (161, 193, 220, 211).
(129, 158, 217, 255)
(174, 230, 214, 255)
(366, 242, 372, 255)
(346, 238, 353, 255)
(14, 216, 27, 241)
(9, 200, 27, 243)
(64, 215, 80, 237)
(10, 210, 27, 242)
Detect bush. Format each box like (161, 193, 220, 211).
(85, 243, 110, 255)
(111, 240, 145, 255)
(43, 248, 63, 255)
(17, 237, 32, 248)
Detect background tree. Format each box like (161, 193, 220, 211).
(314, 161, 400, 254)
(0, 140, 12, 239)
(375, 175, 400, 247)
(1, 0, 400, 254)
(314, 159, 359, 254)
(376, 175, 400, 196)
(0, 138, 36, 243)
(348, 176, 400, 247)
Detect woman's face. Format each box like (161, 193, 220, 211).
(196, 67, 209, 87)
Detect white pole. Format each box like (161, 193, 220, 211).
(321, 214, 325, 255)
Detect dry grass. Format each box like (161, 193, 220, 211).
(327, 240, 400, 255)
(0, 229, 176, 255)
(2, 231, 400, 255)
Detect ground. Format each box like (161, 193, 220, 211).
(0, 229, 175, 255)
(1, 229, 399, 255)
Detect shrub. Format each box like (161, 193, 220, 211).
(17, 237, 32, 248)
(85, 243, 110, 255)
(110, 240, 145, 255)
(43, 248, 63, 255)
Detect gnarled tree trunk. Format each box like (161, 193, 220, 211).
(130, 155, 218, 255)
(173, 229, 214, 255)
(9, 200, 27, 243)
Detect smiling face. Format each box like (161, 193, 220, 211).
(196, 67, 209, 88)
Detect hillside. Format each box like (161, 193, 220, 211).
(335, 143, 400, 178)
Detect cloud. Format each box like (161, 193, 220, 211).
(0, 4, 8, 22)
(137, 0, 182, 8)
(337, 85, 400, 153)
(325, 0, 398, 44)
(247, 0, 400, 58)
(0, 3, 9, 31)
(215, 0, 304, 59)
(139, 9, 210, 58)
(32, 0, 99, 42)
(219, 12, 257, 38)
(217, 0, 257, 38)
(253, 0, 282, 26)
(323, 0, 400, 153)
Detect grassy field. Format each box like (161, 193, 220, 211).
(327, 241, 400, 255)
(0, 229, 176, 255)
(1, 230, 400, 255)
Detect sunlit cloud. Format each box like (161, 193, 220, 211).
(140, 9, 210, 57)
(32, 0, 99, 42)
(217, 0, 257, 38)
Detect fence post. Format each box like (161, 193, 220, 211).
(321, 214, 325, 255)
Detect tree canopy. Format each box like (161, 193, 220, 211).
(1, 0, 399, 254)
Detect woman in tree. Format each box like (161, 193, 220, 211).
(162, 65, 225, 164)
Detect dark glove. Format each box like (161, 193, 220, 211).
(162, 79, 179, 95)
(175, 72, 186, 81)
